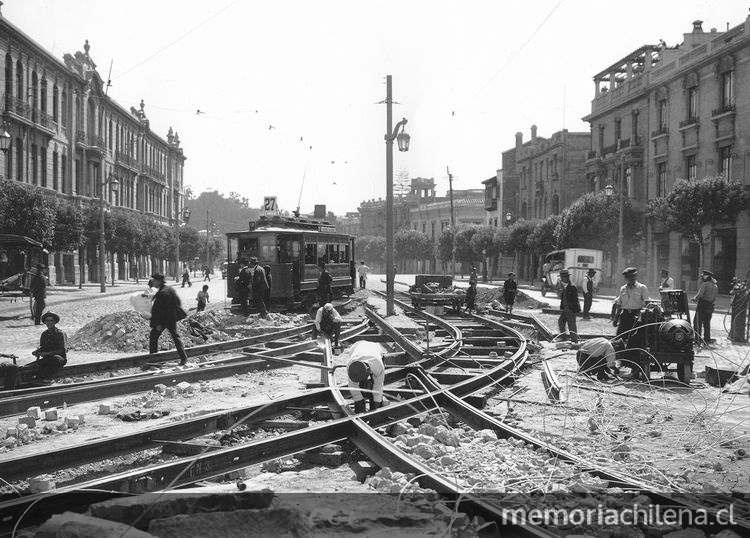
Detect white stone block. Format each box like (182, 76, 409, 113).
(44, 408, 59, 421)
(27, 407, 42, 420)
(98, 403, 113, 415)
(154, 384, 167, 394)
(6, 427, 17, 437)
(64, 416, 80, 428)
(28, 477, 55, 493)
(165, 387, 177, 398)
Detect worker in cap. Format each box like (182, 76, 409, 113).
(582, 268, 597, 320)
(658, 269, 674, 291)
(557, 269, 581, 342)
(612, 266, 650, 380)
(31, 311, 68, 382)
(346, 340, 386, 413)
(692, 269, 718, 346)
(503, 272, 518, 313)
(313, 303, 342, 348)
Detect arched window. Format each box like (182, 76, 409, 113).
(4, 53, 12, 97)
(40, 77, 47, 114)
(552, 194, 560, 215)
(52, 83, 58, 121)
(15, 59, 22, 101)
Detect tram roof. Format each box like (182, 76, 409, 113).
(0, 234, 44, 247)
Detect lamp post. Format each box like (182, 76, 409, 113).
(604, 181, 624, 274)
(384, 74, 410, 316)
(482, 248, 488, 282)
(174, 206, 191, 282)
(0, 123, 11, 178)
(99, 172, 119, 293)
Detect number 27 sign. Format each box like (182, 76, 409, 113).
(263, 196, 277, 212)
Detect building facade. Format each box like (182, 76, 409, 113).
(583, 18, 750, 292)
(358, 177, 436, 237)
(0, 13, 186, 284)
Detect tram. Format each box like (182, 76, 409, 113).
(225, 215, 355, 311)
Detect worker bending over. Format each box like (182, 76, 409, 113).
(313, 303, 342, 348)
(575, 337, 625, 381)
(347, 340, 386, 413)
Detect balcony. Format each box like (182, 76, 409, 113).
(3, 93, 56, 135)
(484, 198, 497, 211)
(602, 143, 618, 157)
(586, 150, 598, 160)
(115, 150, 139, 171)
(140, 163, 166, 183)
(711, 104, 735, 118)
(76, 130, 106, 153)
(679, 117, 699, 129)
(651, 126, 669, 138)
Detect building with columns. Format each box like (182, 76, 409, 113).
(583, 17, 750, 292)
(358, 177, 437, 237)
(0, 12, 186, 285)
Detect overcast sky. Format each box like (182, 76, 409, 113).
(5, 1, 747, 215)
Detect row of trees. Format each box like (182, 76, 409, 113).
(0, 181, 223, 271)
(353, 176, 749, 278)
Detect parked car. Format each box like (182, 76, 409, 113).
(541, 248, 603, 297)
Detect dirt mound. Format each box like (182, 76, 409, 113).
(69, 310, 309, 354)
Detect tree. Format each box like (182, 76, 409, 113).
(0, 181, 57, 244)
(526, 216, 559, 256)
(363, 237, 386, 270)
(437, 230, 454, 269)
(647, 176, 750, 244)
(454, 227, 477, 269)
(51, 201, 85, 252)
(354, 236, 375, 262)
(394, 229, 432, 272)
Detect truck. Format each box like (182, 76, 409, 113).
(540, 248, 603, 297)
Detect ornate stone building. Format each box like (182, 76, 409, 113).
(0, 13, 186, 284)
(583, 18, 750, 292)
(357, 177, 436, 237)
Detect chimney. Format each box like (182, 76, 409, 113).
(531, 125, 538, 143)
(515, 132, 523, 150)
(692, 20, 704, 33)
(314, 204, 326, 219)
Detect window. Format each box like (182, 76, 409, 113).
(41, 79, 47, 114)
(686, 155, 697, 181)
(53, 84, 58, 122)
(632, 110, 639, 140)
(658, 99, 668, 128)
(687, 86, 697, 119)
(15, 139, 22, 181)
(657, 162, 667, 197)
(614, 118, 621, 141)
(61, 155, 67, 193)
(598, 125, 604, 151)
(721, 70, 733, 108)
(719, 146, 732, 179)
(52, 152, 58, 191)
(624, 166, 632, 197)
(41, 149, 46, 187)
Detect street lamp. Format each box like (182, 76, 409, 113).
(505, 211, 512, 225)
(384, 74, 410, 316)
(99, 172, 119, 293)
(604, 181, 624, 274)
(0, 123, 11, 178)
(175, 206, 191, 282)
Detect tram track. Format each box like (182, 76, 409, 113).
(0, 296, 747, 536)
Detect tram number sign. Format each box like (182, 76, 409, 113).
(263, 196, 277, 212)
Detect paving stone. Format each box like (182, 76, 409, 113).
(33, 512, 157, 537)
(147, 507, 310, 538)
(350, 460, 379, 482)
(26, 406, 42, 420)
(88, 490, 275, 530)
(17, 416, 35, 428)
(28, 477, 55, 493)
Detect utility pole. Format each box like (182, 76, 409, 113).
(206, 209, 211, 274)
(447, 166, 456, 279)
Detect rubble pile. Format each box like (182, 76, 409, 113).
(1, 406, 86, 457)
(69, 310, 309, 353)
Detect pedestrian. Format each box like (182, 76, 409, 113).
(181, 265, 192, 288)
(30, 312, 68, 382)
(28, 263, 47, 325)
(234, 259, 252, 315)
(263, 264, 272, 312)
(465, 281, 477, 314)
(557, 269, 581, 343)
(582, 268, 596, 320)
(503, 272, 518, 313)
(692, 269, 718, 346)
(149, 272, 189, 366)
(196, 284, 209, 313)
(313, 303, 342, 348)
(357, 261, 370, 289)
(612, 267, 649, 379)
(317, 260, 333, 306)
(249, 257, 269, 319)
(469, 266, 478, 286)
(574, 337, 625, 381)
(202, 264, 211, 282)
(347, 340, 386, 413)
(658, 269, 674, 291)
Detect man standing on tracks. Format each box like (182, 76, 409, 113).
(317, 260, 333, 306)
(149, 272, 189, 366)
(558, 269, 581, 343)
(249, 257, 269, 319)
(503, 272, 518, 313)
(612, 267, 649, 379)
(236, 259, 253, 316)
(357, 261, 370, 289)
(313, 303, 342, 348)
(347, 340, 386, 413)
(692, 269, 718, 346)
(31, 312, 68, 382)
(28, 263, 47, 325)
(582, 268, 597, 321)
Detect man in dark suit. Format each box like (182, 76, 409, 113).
(149, 272, 189, 366)
(558, 269, 580, 342)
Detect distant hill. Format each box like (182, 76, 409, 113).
(186, 190, 262, 235)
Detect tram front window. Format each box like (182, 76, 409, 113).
(238, 238, 258, 261)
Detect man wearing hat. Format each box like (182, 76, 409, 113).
(30, 312, 67, 381)
(613, 267, 650, 379)
(28, 263, 47, 325)
(346, 340, 385, 413)
(248, 257, 269, 319)
(235, 259, 253, 316)
(692, 270, 718, 345)
(582, 268, 597, 320)
(658, 269, 674, 291)
(558, 269, 581, 342)
(317, 260, 333, 307)
(503, 272, 517, 313)
(149, 272, 189, 366)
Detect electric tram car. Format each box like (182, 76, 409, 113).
(225, 215, 355, 311)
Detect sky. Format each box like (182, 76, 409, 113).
(4, 1, 748, 215)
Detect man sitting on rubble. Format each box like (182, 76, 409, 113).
(313, 303, 342, 348)
(574, 337, 625, 382)
(30, 312, 68, 383)
(347, 340, 386, 413)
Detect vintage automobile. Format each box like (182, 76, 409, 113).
(540, 248, 603, 297)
